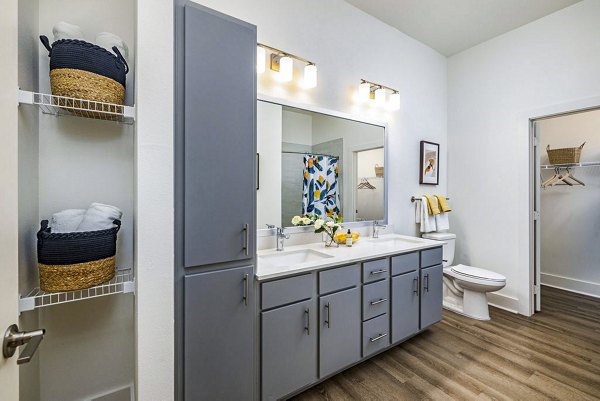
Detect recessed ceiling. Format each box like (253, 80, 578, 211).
(344, 0, 582, 56)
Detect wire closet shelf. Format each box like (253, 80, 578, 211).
(18, 89, 135, 124)
(19, 268, 134, 313)
(540, 161, 600, 169)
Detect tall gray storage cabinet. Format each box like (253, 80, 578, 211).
(175, 2, 257, 401)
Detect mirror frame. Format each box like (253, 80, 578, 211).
(257, 94, 389, 237)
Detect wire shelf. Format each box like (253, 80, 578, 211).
(18, 89, 135, 124)
(540, 161, 600, 169)
(19, 268, 134, 313)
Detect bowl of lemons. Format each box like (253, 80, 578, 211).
(334, 232, 360, 245)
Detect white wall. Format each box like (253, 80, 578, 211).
(448, 0, 600, 314)
(257, 101, 282, 227)
(193, 0, 448, 238)
(539, 110, 600, 297)
(282, 109, 312, 145)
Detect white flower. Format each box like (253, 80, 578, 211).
(291, 216, 301, 225)
(326, 221, 335, 228)
(302, 217, 311, 225)
(314, 219, 325, 229)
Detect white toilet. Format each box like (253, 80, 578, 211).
(422, 232, 506, 320)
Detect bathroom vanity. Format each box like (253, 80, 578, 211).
(256, 235, 444, 401)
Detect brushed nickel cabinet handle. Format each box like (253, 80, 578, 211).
(242, 273, 249, 306)
(369, 333, 388, 343)
(242, 223, 249, 256)
(370, 298, 387, 306)
(324, 302, 330, 328)
(370, 269, 387, 275)
(304, 309, 310, 335)
(424, 273, 430, 292)
(413, 277, 419, 294)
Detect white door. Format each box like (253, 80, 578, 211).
(0, 0, 21, 398)
(533, 121, 542, 311)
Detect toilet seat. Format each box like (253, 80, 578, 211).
(450, 264, 505, 282)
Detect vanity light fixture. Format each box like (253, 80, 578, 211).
(257, 43, 317, 88)
(256, 46, 266, 74)
(358, 79, 401, 111)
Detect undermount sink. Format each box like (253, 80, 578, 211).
(259, 249, 333, 267)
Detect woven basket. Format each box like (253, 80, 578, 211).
(374, 164, 384, 177)
(39, 36, 128, 116)
(37, 219, 121, 292)
(546, 142, 585, 164)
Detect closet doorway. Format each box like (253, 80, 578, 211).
(531, 107, 600, 312)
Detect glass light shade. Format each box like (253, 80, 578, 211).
(388, 92, 401, 110)
(303, 64, 317, 88)
(278, 56, 293, 82)
(358, 82, 371, 101)
(257, 46, 266, 74)
(374, 88, 386, 107)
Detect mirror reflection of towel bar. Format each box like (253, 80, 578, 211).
(411, 196, 450, 203)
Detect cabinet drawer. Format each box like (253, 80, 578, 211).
(362, 279, 389, 321)
(362, 258, 390, 283)
(319, 264, 360, 295)
(391, 252, 419, 276)
(262, 274, 313, 310)
(362, 314, 390, 357)
(421, 247, 443, 268)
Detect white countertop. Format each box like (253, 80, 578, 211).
(256, 234, 444, 281)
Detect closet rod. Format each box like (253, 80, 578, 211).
(411, 196, 450, 203)
(282, 151, 340, 159)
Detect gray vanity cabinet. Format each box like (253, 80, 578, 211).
(319, 287, 361, 378)
(182, 3, 256, 268)
(391, 270, 420, 343)
(420, 264, 443, 328)
(261, 299, 317, 401)
(184, 266, 255, 401)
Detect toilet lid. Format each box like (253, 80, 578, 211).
(450, 264, 505, 282)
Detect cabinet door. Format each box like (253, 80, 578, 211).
(183, 4, 256, 268)
(391, 271, 420, 343)
(420, 264, 443, 328)
(262, 299, 317, 401)
(184, 266, 255, 401)
(319, 287, 361, 378)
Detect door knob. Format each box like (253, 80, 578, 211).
(3, 324, 45, 365)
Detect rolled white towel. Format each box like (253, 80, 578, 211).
(96, 32, 129, 62)
(53, 21, 84, 42)
(77, 203, 122, 232)
(51, 209, 86, 233)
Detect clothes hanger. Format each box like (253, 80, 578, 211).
(564, 168, 585, 186)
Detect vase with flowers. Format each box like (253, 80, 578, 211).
(291, 214, 343, 247)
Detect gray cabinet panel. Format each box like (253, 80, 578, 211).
(262, 299, 317, 401)
(362, 258, 390, 283)
(391, 271, 420, 343)
(421, 247, 443, 268)
(362, 313, 390, 357)
(184, 266, 254, 401)
(421, 264, 443, 328)
(261, 274, 312, 310)
(362, 279, 389, 321)
(183, 4, 256, 268)
(319, 264, 360, 295)
(319, 287, 361, 378)
(391, 252, 419, 276)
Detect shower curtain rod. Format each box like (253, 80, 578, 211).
(282, 150, 340, 159)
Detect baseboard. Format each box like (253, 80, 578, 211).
(487, 292, 519, 314)
(541, 273, 600, 298)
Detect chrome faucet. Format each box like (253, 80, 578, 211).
(266, 224, 290, 251)
(372, 220, 386, 238)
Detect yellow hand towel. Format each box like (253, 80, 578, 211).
(423, 195, 441, 215)
(435, 195, 451, 212)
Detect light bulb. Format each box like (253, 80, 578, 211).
(388, 92, 400, 111)
(374, 87, 386, 107)
(278, 56, 293, 82)
(257, 46, 266, 74)
(358, 82, 371, 102)
(303, 64, 317, 88)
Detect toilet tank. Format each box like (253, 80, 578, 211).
(422, 232, 456, 267)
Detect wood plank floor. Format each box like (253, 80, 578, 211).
(292, 286, 600, 400)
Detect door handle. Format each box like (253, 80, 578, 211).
(424, 273, 430, 292)
(242, 273, 249, 306)
(242, 223, 249, 256)
(3, 324, 45, 365)
(370, 298, 387, 306)
(304, 308, 310, 335)
(324, 302, 330, 328)
(413, 277, 419, 294)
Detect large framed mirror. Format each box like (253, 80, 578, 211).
(257, 97, 387, 232)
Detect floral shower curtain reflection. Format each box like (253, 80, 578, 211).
(302, 154, 341, 219)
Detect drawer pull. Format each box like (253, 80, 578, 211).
(324, 302, 331, 328)
(242, 273, 249, 305)
(370, 269, 387, 275)
(369, 333, 388, 343)
(424, 273, 430, 292)
(304, 309, 310, 335)
(413, 277, 419, 294)
(370, 298, 387, 306)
